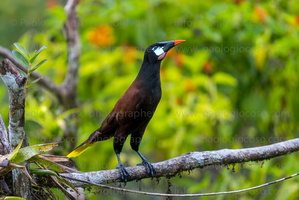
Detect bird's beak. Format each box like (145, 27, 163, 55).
(159, 40, 185, 52)
(174, 40, 186, 46)
(155, 40, 185, 60)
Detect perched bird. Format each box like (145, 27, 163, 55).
(67, 40, 185, 182)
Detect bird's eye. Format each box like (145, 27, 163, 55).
(152, 46, 158, 51)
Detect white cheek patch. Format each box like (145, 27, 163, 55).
(153, 47, 164, 56)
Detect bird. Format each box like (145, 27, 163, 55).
(67, 40, 185, 182)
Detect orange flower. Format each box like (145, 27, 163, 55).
(174, 52, 184, 68)
(88, 26, 115, 47)
(46, 0, 58, 8)
(203, 61, 213, 75)
(167, 50, 184, 67)
(185, 79, 197, 93)
(176, 97, 183, 106)
(122, 45, 138, 63)
(254, 6, 267, 22)
(295, 15, 299, 26)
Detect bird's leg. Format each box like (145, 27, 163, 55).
(114, 136, 131, 182)
(130, 133, 156, 177)
(116, 153, 131, 182)
(136, 151, 156, 176)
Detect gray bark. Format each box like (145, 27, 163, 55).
(0, 59, 31, 199)
(59, 138, 299, 187)
(0, 0, 81, 152)
(0, 115, 10, 155)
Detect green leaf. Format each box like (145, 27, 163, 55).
(26, 77, 43, 88)
(30, 168, 58, 176)
(28, 59, 48, 74)
(13, 43, 30, 59)
(212, 72, 237, 87)
(7, 138, 23, 160)
(31, 155, 65, 173)
(31, 166, 78, 194)
(3, 196, 26, 200)
(12, 50, 30, 67)
(30, 46, 48, 63)
(10, 143, 57, 164)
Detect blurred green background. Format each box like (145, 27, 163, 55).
(1, 0, 299, 199)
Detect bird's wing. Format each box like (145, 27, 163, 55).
(99, 86, 143, 132)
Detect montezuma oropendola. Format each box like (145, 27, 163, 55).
(67, 40, 185, 182)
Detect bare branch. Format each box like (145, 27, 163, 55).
(0, 59, 27, 149)
(0, 115, 10, 155)
(0, 115, 12, 195)
(62, 0, 80, 109)
(59, 0, 81, 151)
(0, 59, 31, 198)
(58, 138, 299, 187)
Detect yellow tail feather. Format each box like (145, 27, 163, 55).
(67, 143, 93, 158)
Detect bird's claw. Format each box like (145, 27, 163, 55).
(117, 164, 131, 182)
(137, 161, 156, 176)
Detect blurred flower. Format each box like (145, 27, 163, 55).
(203, 61, 213, 75)
(122, 45, 138, 63)
(284, 14, 299, 28)
(167, 50, 184, 67)
(294, 15, 299, 27)
(88, 25, 115, 47)
(176, 97, 183, 106)
(254, 6, 267, 22)
(185, 79, 197, 93)
(233, 0, 244, 5)
(46, 0, 59, 8)
(174, 52, 184, 67)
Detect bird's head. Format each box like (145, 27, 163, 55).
(144, 40, 185, 64)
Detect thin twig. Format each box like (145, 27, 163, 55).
(60, 172, 299, 197)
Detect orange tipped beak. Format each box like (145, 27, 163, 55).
(174, 40, 186, 46)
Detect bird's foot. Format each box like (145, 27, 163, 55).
(116, 164, 131, 182)
(137, 160, 156, 177)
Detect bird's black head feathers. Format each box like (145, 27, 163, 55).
(144, 40, 185, 64)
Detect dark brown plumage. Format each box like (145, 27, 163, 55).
(67, 40, 185, 182)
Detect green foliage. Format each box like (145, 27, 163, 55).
(12, 43, 48, 87)
(0, 139, 77, 199)
(2, 197, 26, 200)
(1, 0, 299, 199)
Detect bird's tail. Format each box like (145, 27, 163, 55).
(67, 142, 93, 158)
(67, 131, 99, 158)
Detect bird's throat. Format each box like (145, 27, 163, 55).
(136, 62, 161, 86)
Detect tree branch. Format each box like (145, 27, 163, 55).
(58, 138, 299, 187)
(61, 0, 80, 109)
(59, 0, 81, 151)
(0, 46, 63, 100)
(0, 59, 31, 199)
(0, 0, 81, 152)
(0, 115, 10, 155)
(0, 115, 11, 195)
(0, 59, 27, 149)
